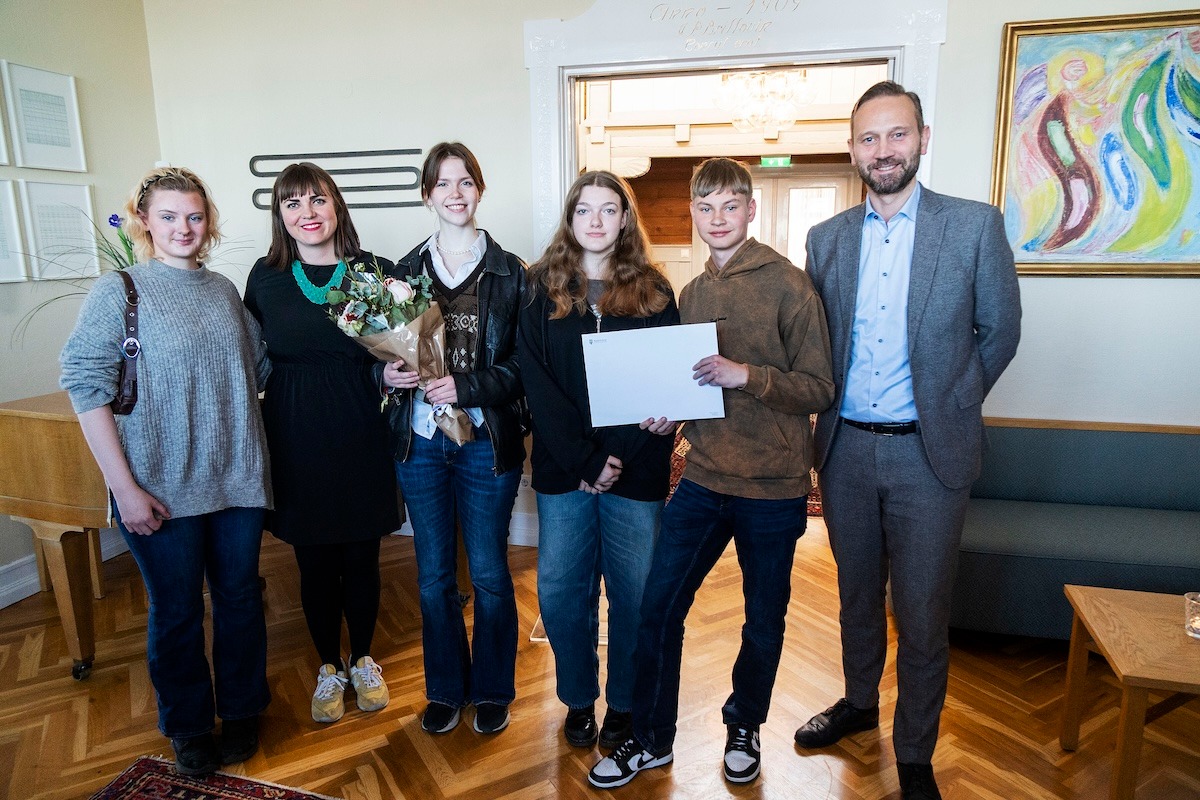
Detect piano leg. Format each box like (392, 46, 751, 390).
(32, 527, 105, 599)
(17, 518, 96, 679)
(86, 528, 105, 599)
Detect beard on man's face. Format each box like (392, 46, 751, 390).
(858, 153, 920, 196)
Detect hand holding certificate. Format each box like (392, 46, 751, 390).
(581, 322, 726, 427)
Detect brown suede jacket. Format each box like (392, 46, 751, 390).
(679, 239, 835, 500)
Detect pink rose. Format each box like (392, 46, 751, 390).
(384, 277, 415, 303)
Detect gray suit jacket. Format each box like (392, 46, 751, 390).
(805, 186, 1021, 490)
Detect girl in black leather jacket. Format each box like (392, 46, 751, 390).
(381, 142, 526, 737)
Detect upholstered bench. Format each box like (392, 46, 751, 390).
(948, 423, 1200, 640)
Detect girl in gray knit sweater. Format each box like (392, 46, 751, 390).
(60, 167, 271, 777)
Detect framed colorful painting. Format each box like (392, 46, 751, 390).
(991, 11, 1200, 275)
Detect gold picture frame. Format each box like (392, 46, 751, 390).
(990, 11, 1200, 276)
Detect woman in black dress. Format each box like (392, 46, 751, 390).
(244, 162, 400, 724)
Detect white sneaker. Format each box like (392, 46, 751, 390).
(723, 725, 761, 783)
(311, 663, 348, 723)
(349, 656, 390, 712)
(588, 737, 673, 789)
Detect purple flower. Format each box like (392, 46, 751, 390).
(108, 214, 122, 228)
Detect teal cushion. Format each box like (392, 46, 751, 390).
(951, 498, 1200, 639)
(973, 427, 1200, 512)
(962, 499, 1200, 567)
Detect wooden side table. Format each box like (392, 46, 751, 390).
(1060, 584, 1200, 800)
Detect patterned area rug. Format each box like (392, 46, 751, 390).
(90, 756, 338, 800)
(668, 431, 823, 516)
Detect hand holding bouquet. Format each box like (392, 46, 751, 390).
(326, 261, 472, 444)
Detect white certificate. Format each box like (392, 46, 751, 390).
(582, 322, 725, 427)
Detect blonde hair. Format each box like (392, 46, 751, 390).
(122, 166, 222, 263)
(529, 171, 671, 320)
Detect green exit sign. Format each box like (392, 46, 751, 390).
(760, 155, 792, 168)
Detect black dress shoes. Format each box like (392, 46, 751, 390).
(564, 704, 598, 747)
(897, 762, 942, 800)
(793, 698, 880, 748)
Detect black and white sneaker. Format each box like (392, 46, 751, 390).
(472, 702, 510, 734)
(723, 725, 761, 783)
(421, 702, 461, 734)
(587, 737, 673, 789)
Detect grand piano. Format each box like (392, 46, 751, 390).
(0, 391, 108, 679)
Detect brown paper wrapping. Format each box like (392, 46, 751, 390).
(351, 302, 473, 445)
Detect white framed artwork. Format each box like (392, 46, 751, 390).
(19, 181, 98, 280)
(0, 180, 27, 281)
(2, 61, 87, 172)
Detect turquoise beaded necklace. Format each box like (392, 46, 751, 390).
(291, 259, 347, 304)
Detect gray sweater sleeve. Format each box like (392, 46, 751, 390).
(60, 271, 128, 414)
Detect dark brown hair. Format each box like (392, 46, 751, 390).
(264, 162, 363, 270)
(852, 80, 925, 131)
(421, 142, 486, 201)
(529, 170, 671, 320)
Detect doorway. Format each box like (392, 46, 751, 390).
(572, 64, 874, 288)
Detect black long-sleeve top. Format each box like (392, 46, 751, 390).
(517, 283, 679, 501)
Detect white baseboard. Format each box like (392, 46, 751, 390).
(0, 527, 128, 611)
(99, 526, 129, 559)
(508, 509, 538, 548)
(0, 554, 41, 610)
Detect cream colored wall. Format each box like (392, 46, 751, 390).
(0, 0, 161, 567)
(140, 0, 593, 274)
(935, 0, 1200, 425)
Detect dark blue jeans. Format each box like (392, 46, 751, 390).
(631, 479, 807, 754)
(535, 489, 662, 711)
(395, 430, 521, 707)
(116, 505, 269, 739)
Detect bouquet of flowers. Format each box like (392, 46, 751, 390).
(325, 261, 472, 445)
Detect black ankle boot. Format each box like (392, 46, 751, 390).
(220, 715, 259, 765)
(171, 732, 219, 776)
(564, 704, 597, 747)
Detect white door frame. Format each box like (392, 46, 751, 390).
(524, 0, 947, 253)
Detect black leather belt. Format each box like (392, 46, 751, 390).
(841, 417, 919, 435)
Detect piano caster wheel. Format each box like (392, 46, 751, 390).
(71, 660, 93, 680)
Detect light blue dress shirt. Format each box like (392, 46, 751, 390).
(839, 183, 922, 423)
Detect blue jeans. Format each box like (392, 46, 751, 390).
(115, 505, 269, 739)
(535, 489, 662, 711)
(631, 479, 807, 753)
(395, 430, 521, 707)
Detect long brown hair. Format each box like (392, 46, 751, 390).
(123, 166, 222, 263)
(529, 171, 671, 320)
(263, 162, 364, 270)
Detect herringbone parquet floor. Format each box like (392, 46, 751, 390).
(0, 520, 1196, 799)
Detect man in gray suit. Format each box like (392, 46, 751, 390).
(795, 81, 1021, 800)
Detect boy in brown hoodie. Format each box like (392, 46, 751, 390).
(589, 158, 834, 789)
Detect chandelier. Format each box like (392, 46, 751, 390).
(717, 69, 817, 139)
